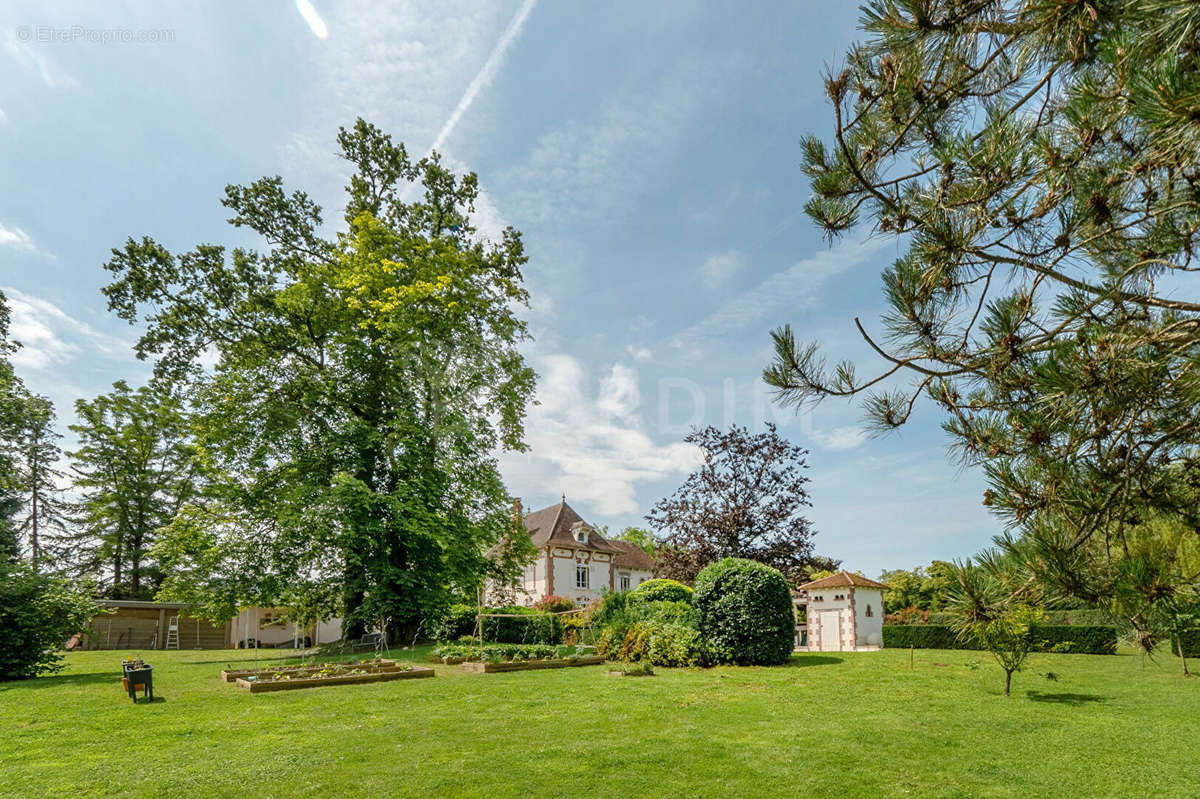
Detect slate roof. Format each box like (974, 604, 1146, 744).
(797, 571, 890, 591)
(609, 539, 656, 571)
(522, 500, 621, 554)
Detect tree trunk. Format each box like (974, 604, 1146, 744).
(30, 476, 39, 572)
(1004, 669, 1013, 696)
(1176, 630, 1190, 678)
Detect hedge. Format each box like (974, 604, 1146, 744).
(1172, 628, 1200, 658)
(882, 624, 1118, 654)
(431, 604, 563, 645)
(927, 609, 1114, 626)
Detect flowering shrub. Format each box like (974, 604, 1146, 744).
(533, 595, 575, 613)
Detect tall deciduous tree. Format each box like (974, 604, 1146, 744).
(103, 120, 535, 640)
(647, 424, 830, 584)
(67, 381, 200, 598)
(13, 395, 69, 571)
(765, 2, 1200, 625)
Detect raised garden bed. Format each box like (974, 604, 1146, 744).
(221, 658, 401, 682)
(231, 661, 433, 692)
(461, 655, 605, 673)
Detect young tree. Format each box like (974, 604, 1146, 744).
(12, 395, 69, 571)
(765, 2, 1200, 619)
(646, 424, 830, 584)
(948, 554, 1047, 697)
(68, 381, 201, 598)
(103, 120, 535, 640)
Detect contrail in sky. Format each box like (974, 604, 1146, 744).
(295, 0, 329, 39)
(429, 0, 538, 155)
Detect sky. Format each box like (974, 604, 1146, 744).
(0, 1, 1001, 577)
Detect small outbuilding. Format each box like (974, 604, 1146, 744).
(795, 571, 890, 652)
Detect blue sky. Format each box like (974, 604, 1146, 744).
(0, 1, 999, 576)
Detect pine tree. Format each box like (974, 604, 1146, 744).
(765, 1, 1200, 626)
(13, 396, 69, 571)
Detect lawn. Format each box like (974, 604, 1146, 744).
(2, 646, 1197, 798)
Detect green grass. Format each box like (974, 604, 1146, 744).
(2, 646, 1197, 798)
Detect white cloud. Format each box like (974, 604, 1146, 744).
(2, 287, 131, 371)
(499, 52, 747, 227)
(810, 425, 868, 452)
(667, 234, 891, 358)
(701, 249, 744, 286)
(0, 222, 37, 253)
(501, 355, 702, 515)
(625, 344, 651, 362)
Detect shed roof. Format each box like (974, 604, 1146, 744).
(798, 571, 890, 591)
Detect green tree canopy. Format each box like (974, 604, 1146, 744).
(66, 380, 201, 598)
(103, 120, 536, 639)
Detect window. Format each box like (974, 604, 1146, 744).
(575, 564, 589, 589)
(619, 574, 631, 591)
(865, 604, 874, 617)
(574, 527, 588, 544)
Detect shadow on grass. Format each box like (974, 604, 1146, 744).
(1025, 690, 1108, 706)
(784, 655, 844, 668)
(5, 671, 122, 689)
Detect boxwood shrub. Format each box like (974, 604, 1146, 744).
(882, 624, 1118, 654)
(694, 558, 795, 666)
(431, 604, 563, 645)
(633, 578, 694, 604)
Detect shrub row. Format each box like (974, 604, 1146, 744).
(431, 604, 563, 645)
(882, 624, 1118, 654)
(1171, 629, 1200, 658)
(924, 609, 1114, 626)
(431, 642, 582, 663)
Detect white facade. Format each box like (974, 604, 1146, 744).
(798, 572, 889, 652)
(496, 500, 655, 607)
(511, 543, 652, 606)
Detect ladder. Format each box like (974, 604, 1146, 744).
(165, 616, 180, 650)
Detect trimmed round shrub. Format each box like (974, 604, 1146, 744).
(694, 558, 795, 666)
(634, 578, 694, 604)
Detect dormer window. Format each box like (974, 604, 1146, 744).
(575, 529, 587, 544)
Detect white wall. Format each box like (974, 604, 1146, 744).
(805, 592, 854, 651)
(853, 588, 884, 646)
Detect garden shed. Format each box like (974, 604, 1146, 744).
(82, 600, 230, 650)
(796, 572, 889, 652)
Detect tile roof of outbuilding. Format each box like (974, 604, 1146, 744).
(797, 570, 890, 591)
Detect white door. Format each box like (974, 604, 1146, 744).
(820, 611, 841, 651)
